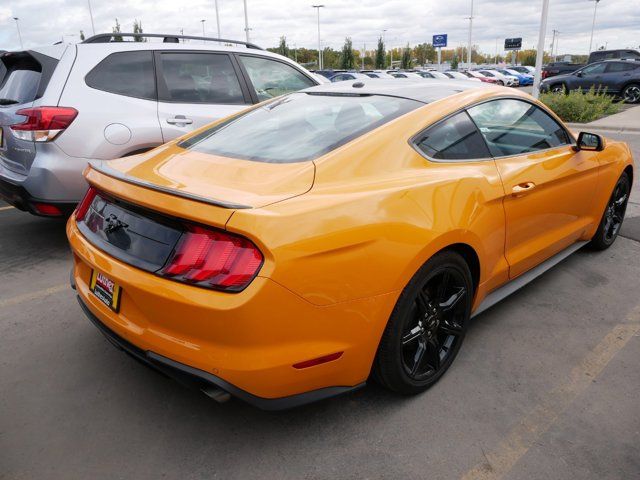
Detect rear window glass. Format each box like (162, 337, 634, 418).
(0, 55, 42, 105)
(85, 51, 156, 100)
(179, 93, 422, 163)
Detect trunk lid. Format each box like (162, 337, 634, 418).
(0, 49, 61, 175)
(96, 143, 316, 210)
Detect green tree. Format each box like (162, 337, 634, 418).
(277, 36, 289, 58)
(375, 36, 385, 68)
(112, 18, 123, 42)
(79, 30, 85, 41)
(401, 44, 412, 69)
(413, 43, 436, 66)
(133, 19, 146, 41)
(451, 55, 459, 70)
(340, 37, 355, 69)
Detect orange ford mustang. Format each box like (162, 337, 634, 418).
(67, 80, 634, 409)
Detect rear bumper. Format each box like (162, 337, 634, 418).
(0, 175, 76, 216)
(76, 295, 363, 410)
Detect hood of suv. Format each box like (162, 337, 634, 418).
(93, 144, 315, 209)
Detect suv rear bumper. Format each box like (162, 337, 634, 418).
(0, 175, 76, 216)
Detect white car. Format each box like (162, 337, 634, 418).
(477, 69, 519, 87)
(444, 71, 481, 82)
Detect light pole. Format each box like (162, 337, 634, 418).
(13, 17, 23, 49)
(243, 0, 250, 43)
(466, 0, 474, 69)
(588, 0, 601, 53)
(312, 5, 325, 70)
(214, 0, 221, 40)
(532, 0, 550, 99)
(87, 0, 96, 35)
(201, 19, 206, 38)
(382, 29, 387, 68)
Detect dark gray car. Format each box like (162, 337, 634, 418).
(540, 60, 640, 103)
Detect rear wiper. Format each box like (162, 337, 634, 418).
(0, 98, 19, 106)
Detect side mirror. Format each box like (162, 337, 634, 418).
(574, 132, 604, 152)
(575, 71, 583, 77)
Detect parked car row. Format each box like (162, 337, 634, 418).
(542, 49, 640, 79)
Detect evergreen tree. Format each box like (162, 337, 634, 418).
(451, 55, 459, 70)
(401, 44, 412, 69)
(133, 20, 146, 42)
(340, 37, 355, 69)
(277, 36, 289, 58)
(112, 18, 123, 42)
(375, 36, 385, 69)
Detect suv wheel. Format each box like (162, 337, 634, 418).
(373, 251, 473, 394)
(550, 83, 566, 94)
(622, 84, 640, 104)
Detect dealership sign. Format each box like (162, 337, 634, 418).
(504, 38, 523, 51)
(433, 34, 448, 48)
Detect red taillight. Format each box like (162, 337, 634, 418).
(32, 202, 63, 217)
(160, 225, 263, 292)
(11, 106, 78, 142)
(542, 70, 549, 79)
(75, 186, 98, 221)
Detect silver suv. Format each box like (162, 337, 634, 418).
(0, 33, 319, 216)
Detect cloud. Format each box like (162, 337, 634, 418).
(1, 0, 638, 56)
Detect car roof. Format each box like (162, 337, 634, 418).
(299, 78, 491, 103)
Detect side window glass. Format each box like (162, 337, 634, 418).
(606, 62, 635, 73)
(239, 56, 315, 101)
(415, 112, 491, 161)
(86, 51, 156, 100)
(468, 99, 571, 157)
(159, 53, 245, 104)
(582, 63, 607, 75)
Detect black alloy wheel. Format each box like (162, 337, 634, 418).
(374, 251, 473, 394)
(550, 83, 565, 94)
(590, 172, 631, 250)
(622, 84, 640, 104)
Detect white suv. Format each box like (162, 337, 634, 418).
(0, 33, 319, 216)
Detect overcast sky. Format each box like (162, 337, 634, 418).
(1, 0, 639, 56)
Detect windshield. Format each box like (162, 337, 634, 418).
(179, 92, 422, 163)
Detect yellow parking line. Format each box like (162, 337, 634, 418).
(460, 308, 640, 480)
(0, 205, 14, 211)
(0, 284, 68, 309)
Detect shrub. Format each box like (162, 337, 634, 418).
(540, 87, 620, 123)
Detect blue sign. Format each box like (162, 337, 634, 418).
(433, 34, 448, 48)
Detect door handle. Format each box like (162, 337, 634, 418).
(512, 182, 536, 196)
(166, 115, 193, 125)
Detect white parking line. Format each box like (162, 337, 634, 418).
(460, 306, 640, 480)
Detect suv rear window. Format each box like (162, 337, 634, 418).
(85, 51, 156, 100)
(179, 92, 421, 163)
(0, 53, 42, 105)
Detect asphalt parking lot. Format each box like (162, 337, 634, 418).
(1, 131, 639, 480)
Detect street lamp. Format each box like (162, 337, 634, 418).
(243, 0, 251, 43)
(13, 17, 24, 50)
(532, 0, 550, 99)
(201, 19, 206, 38)
(588, 0, 601, 53)
(87, 0, 96, 35)
(214, 0, 221, 40)
(466, 0, 474, 69)
(382, 29, 387, 68)
(312, 5, 325, 70)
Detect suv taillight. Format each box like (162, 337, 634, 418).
(159, 225, 263, 292)
(11, 106, 78, 142)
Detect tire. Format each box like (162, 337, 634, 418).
(622, 84, 640, 104)
(373, 251, 473, 395)
(496, 80, 504, 86)
(550, 83, 566, 94)
(589, 172, 631, 250)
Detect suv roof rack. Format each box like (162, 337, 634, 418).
(81, 33, 263, 50)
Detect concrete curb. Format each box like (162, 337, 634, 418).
(566, 123, 640, 134)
